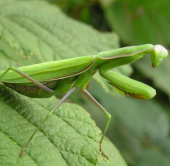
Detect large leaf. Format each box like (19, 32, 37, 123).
(0, 84, 127, 166)
(100, 0, 170, 46)
(0, 0, 119, 66)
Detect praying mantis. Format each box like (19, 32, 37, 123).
(0, 44, 168, 158)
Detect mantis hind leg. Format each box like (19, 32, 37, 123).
(20, 87, 76, 157)
(0, 67, 54, 93)
(82, 89, 111, 159)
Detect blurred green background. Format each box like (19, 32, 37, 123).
(53, 0, 170, 166)
(0, 0, 169, 165)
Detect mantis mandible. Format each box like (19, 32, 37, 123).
(0, 44, 168, 158)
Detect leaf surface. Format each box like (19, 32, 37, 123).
(101, 0, 170, 46)
(0, 85, 127, 166)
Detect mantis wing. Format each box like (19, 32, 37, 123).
(0, 56, 95, 83)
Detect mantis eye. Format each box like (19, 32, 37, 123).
(151, 45, 168, 68)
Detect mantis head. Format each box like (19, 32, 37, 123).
(151, 45, 168, 68)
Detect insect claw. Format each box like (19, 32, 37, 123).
(65, 99, 71, 103)
(125, 93, 129, 98)
(100, 148, 109, 160)
(152, 64, 156, 68)
(107, 81, 110, 84)
(20, 148, 25, 157)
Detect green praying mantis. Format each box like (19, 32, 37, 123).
(0, 44, 168, 158)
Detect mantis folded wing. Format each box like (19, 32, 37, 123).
(0, 44, 168, 158)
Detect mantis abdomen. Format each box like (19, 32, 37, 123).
(4, 76, 78, 98)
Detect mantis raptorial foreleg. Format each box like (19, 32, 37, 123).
(82, 89, 111, 159)
(99, 69, 156, 99)
(20, 87, 76, 156)
(0, 67, 54, 93)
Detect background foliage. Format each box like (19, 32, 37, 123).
(0, 0, 169, 166)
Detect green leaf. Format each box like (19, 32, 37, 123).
(0, 0, 119, 67)
(101, 0, 170, 46)
(138, 150, 170, 166)
(0, 85, 127, 166)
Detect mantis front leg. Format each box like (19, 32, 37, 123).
(82, 89, 111, 159)
(99, 69, 156, 99)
